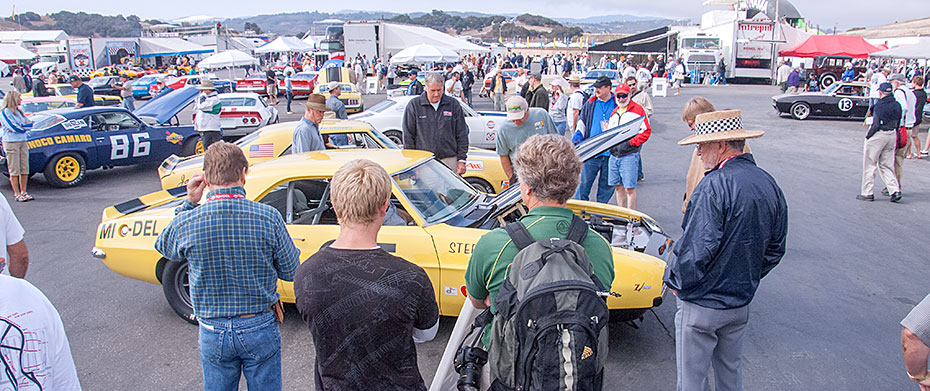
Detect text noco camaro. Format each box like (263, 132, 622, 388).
(93, 118, 673, 324)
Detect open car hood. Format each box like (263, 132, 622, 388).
(134, 86, 199, 125)
(486, 116, 646, 211)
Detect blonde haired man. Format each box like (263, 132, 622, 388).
(294, 159, 439, 391)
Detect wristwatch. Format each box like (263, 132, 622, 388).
(908, 370, 929, 383)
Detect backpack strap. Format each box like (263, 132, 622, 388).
(504, 221, 535, 250)
(565, 215, 588, 244)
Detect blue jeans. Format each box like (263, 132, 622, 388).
(575, 155, 612, 203)
(122, 96, 135, 111)
(198, 311, 282, 391)
(554, 120, 567, 136)
(464, 88, 473, 106)
(717, 72, 727, 85)
(285, 91, 293, 112)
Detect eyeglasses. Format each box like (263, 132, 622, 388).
(616, 93, 629, 99)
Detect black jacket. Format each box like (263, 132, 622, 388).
(526, 84, 549, 111)
(402, 93, 469, 160)
(867, 94, 902, 139)
(406, 80, 424, 96)
(665, 154, 788, 309)
(488, 75, 507, 94)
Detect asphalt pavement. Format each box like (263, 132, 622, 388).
(4, 80, 930, 390)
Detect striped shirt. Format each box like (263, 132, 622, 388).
(155, 186, 300, 319)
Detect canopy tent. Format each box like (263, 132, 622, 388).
(0, 44, 37, 61)
(301, 35, 316, 48)
(869, 38, 930, 59)
(197, 50, 259, 69)
(380, 23, 489, 55)
(139, 38, 213, 58)
(776, 23, 812, 53)
(588, 27, 676, 55)
(254, 36, 315, 54)
(0, 30, 70, 43)
(390, 44, 460, 64)
(779, 35, 882, 58)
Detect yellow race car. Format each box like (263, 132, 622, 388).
(92, 119, 671, 324)
(314, 67, 363, 113)
(90, 66, 149, 79)
(24, 84, 122, 107)
(158, 119, 511, 194)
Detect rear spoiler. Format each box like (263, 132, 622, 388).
(102, 186, 187, 221)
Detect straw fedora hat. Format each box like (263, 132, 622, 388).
(305, 94, 332, 112)
(678, 110, 764, 146)
(197, 79, 216, 90)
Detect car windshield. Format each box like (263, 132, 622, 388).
(28, 113, 67, 131)
(823, 83, 842, 94)
(392, 159, 479, 224)
(220, 97, 257, 107)
(55, 86, 76, 95)
(294, 73, 317, 79)
(319, 83, 354, 93)
(87, 78, 111, 87)
(584, 70, 617, 80)
(135, 76, 157, 84)
(367, 99, 396, 113)
(502, 70, 518, 78)
(371, 129, 400, 149)
(22, 101, 75, 113)
(246, 74, 265, 80)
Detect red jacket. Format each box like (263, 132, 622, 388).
(608, 100, 651, 157)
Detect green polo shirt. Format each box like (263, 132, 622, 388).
(464, 206, 615, 344)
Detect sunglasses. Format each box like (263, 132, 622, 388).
(616, 93, 629, 99)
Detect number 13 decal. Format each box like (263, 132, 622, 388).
(110, 133, 151, 160)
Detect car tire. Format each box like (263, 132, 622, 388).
(384, 130, 403, 147)
(790, 102, 811, 120)
(181, 136, 203, 156)
(43, 152, 86, 188)
(610, 309, 647, 323)
(466, 177, 495, 194)
(162, 261, 197, 325)
(819, 74, 837, 89)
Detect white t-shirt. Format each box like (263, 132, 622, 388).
(568, 90, 586, 130)
(0, 275, 81, 390)
(0, 195, 24, 276)
(870, 73, 887, 98)
(445, 79, 463, 98)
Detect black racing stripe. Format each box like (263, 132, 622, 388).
(113, 198, 146, 215)
(166, 186, 187, 197)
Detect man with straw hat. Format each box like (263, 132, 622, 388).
(194, 80, 222, 150)
(293, 94, 331, 154)
(666, 109, 788, 391)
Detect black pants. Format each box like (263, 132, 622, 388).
(200, 131, 222, 151)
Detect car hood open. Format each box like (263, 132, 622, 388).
(134, 86, 199, 125)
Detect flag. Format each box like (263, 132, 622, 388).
(525, 36, 529, 47)
(10, 5, 14, 21)
(249, 143, 274, 158)
(498, 36, 503, 44)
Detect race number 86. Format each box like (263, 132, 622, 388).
(110, 133, 151, 160)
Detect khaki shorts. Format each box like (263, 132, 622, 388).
(908, 124, 923, 138)
(266, 83, 278, 95)
(3, 141, 29, 176)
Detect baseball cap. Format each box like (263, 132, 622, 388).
(614, 83, 631, 95)
(409, 69, 418, 76)
(505, 95, 528, 121)
(878, 82, 893, 93)
(888, 73, 906, 83)
(327, 81, 341, 90)
(592, 76, 612, 89)
(68, 75, 81, 82)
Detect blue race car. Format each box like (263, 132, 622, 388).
(1, 88, 201, 188)
(131, 74, 169, 99)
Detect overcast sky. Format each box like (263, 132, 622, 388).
(13, 1, 917, 31)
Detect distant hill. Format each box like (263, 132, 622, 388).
(9, 11, 147, 37)
(389, 10, 584, 40)
(554, 14, 668, 24)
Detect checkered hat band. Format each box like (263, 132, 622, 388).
(694, 117, 742, 135)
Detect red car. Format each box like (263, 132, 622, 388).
(480, 68, 518, 97)
(236, 73, 270, 94)
(278, 71, 318, 96)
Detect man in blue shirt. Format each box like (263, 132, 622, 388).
(155, 142, 300, 391)
(572, 76, 615, 203)
(406, 70, 424, 96)
(292, 94, 329, 153)
(69, 75, 94, 108)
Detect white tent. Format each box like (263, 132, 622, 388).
(390, 44, 460, 64)
(301, 35, 316, 49)
(197, 50, 259, 69)
(139, 38, 213, 58)
(0, 44, 37, 61)
(254, 36, 315, 53)
(870, 38, 930, 59)
(380, 23, 490, 55)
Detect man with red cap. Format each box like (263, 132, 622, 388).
(606, 83, 651, 209)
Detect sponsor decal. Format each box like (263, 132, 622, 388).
(633, 283, 652, 292)
(485, 131, 496, 142)
(27, 134, 92, 149)
(165, 132, 183, 145)
(486, 120, 495, 129)
(464, 160, 484, 171)
(838, 98, 854, 112)
(449, 242, 476, 254)
(61, 119, 87, 130)
(444, 286, 459, 296)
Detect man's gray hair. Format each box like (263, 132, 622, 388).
(513, 134, 581, 204)
(726, 139, 746, 151)
(425, 72, 444, 86)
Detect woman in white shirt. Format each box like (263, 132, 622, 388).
(548, 79, 569, 136)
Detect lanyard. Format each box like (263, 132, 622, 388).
(207, 193, 245, 201)
(598, 99, 613, 123)
(719, 154, 740, 169)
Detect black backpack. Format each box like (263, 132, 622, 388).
(573, 88, 591, 103)
(487, 215, 609, 391)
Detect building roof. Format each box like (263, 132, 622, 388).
(0, 43, 37, 60)
(588, 26, 674, 54)
(0, 30, 69, 43)
(842, 17, 930, 39)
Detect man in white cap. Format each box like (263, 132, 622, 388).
(889, 73, 916, 192)
(496, 95, 558, 181)
(325, 82, 348, 120)
(194, 80, 222, 150)
(667, 109, 787, 391)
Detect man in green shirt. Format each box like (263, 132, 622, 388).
(465, 134, 615, 345)
(496, 95, 558, 181)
